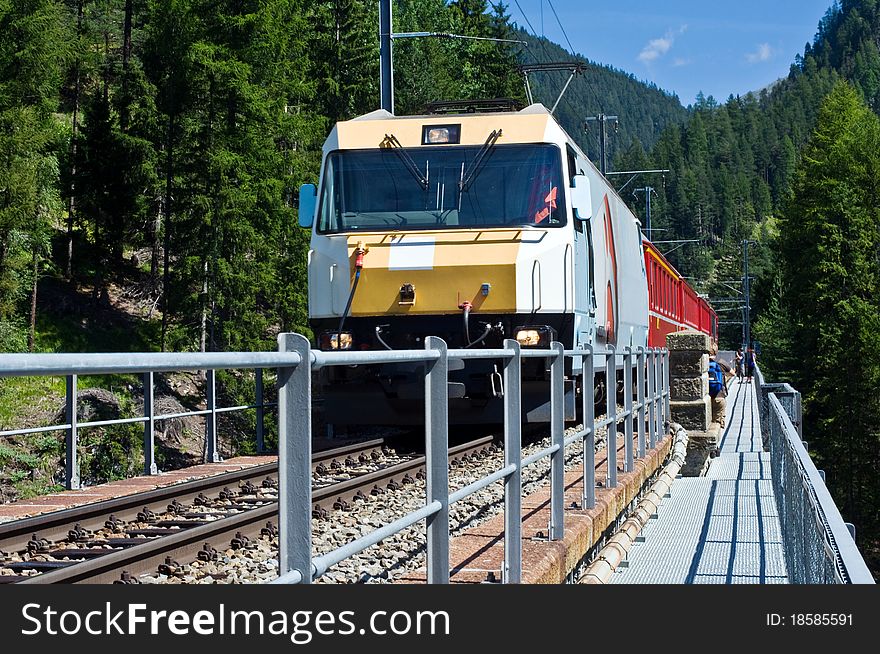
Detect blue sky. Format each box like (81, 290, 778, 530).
(510, 0, 837, 105)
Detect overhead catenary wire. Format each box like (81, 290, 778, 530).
(546, 0, 577, 56)
(514, 0, 603, 116)
(513, 0, 554, 64)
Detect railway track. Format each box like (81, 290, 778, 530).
(1, 436, 496, 584)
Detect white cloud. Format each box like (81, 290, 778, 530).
(638, 26, 688, 64)
(673, 57, 692, 67)
(746, 43, 774, 63)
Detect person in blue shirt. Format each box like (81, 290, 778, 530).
(708, 348, 731, 428)
(744, 347, 756, 382)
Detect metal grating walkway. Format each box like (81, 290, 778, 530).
(612, 381, 789, 584)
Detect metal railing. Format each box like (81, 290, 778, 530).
(0, 336, 672, 584)
(272, 334, 671, 584)
(0, 352, 286, 489)
(754, 367, 874, 584)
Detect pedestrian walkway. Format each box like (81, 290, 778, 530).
(612, 381, 789, 584)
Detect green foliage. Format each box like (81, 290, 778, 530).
(393, 0, 525, 114)
(80, 396, 144, 483)
(776, 79, 880, 564)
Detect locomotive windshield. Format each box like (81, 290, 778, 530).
(317, 144, 566, 233)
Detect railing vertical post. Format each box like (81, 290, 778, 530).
(65, 374, 80, 490)
(502, 339, 522, 583)
(637, 347, 646, 459)
(655, 349, 663, 438)
(663, 349, 671, 430)
(647, 349, 656, 449)
(278, 333, 312, 583)
(549, 341, 565, 541)
(143, 372, 157, 475)
(205, 369, 221, 463)
(255, 368, 265, 454)
(623, 346, 634, 473)
(424, 336, 449, 583)
(606, 345, 617, 488)
(582, 346, 596, 509)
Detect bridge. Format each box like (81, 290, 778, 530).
(0, 333, 874, 585)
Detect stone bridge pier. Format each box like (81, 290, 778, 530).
(666, 331, 719, 476)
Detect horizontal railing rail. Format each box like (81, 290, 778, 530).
(755, 366, 874, 584)
(0, 352, 283, 487)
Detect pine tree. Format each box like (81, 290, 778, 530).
(0, 0, 70, 345)
(778, 81, 880, 555)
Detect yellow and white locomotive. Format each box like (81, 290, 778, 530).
(299, 102, 649, 424)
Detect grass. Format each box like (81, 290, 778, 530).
(0, 258, 266, 501)
(0, 375, 66, 430)
(0, 288, 160, 499)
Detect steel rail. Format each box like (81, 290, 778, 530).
(8, 437, 495, 584)
(0, 440, 387, 555)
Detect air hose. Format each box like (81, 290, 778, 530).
(337, 243, 366, 341)
(459, 301, 473, 346)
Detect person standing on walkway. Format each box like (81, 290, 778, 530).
(708, 348, 732, 428)
(744, 347, 756, 382)
(734, 348, 744, 383)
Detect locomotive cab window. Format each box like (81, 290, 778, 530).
(317, 144, 567, 233)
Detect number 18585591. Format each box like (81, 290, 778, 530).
(766, 614, 853, 627)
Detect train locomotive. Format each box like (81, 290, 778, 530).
(298, 102, 716, 425)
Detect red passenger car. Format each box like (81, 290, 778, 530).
(643, 238, 717, 348)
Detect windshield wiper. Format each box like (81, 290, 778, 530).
(381, 134, 429, 190)
(459, 129, 502, 193)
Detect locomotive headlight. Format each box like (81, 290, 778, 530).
(319, 331, 353, 351)
(514, 325, 556, 348)
(421, 124, 461, 145)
